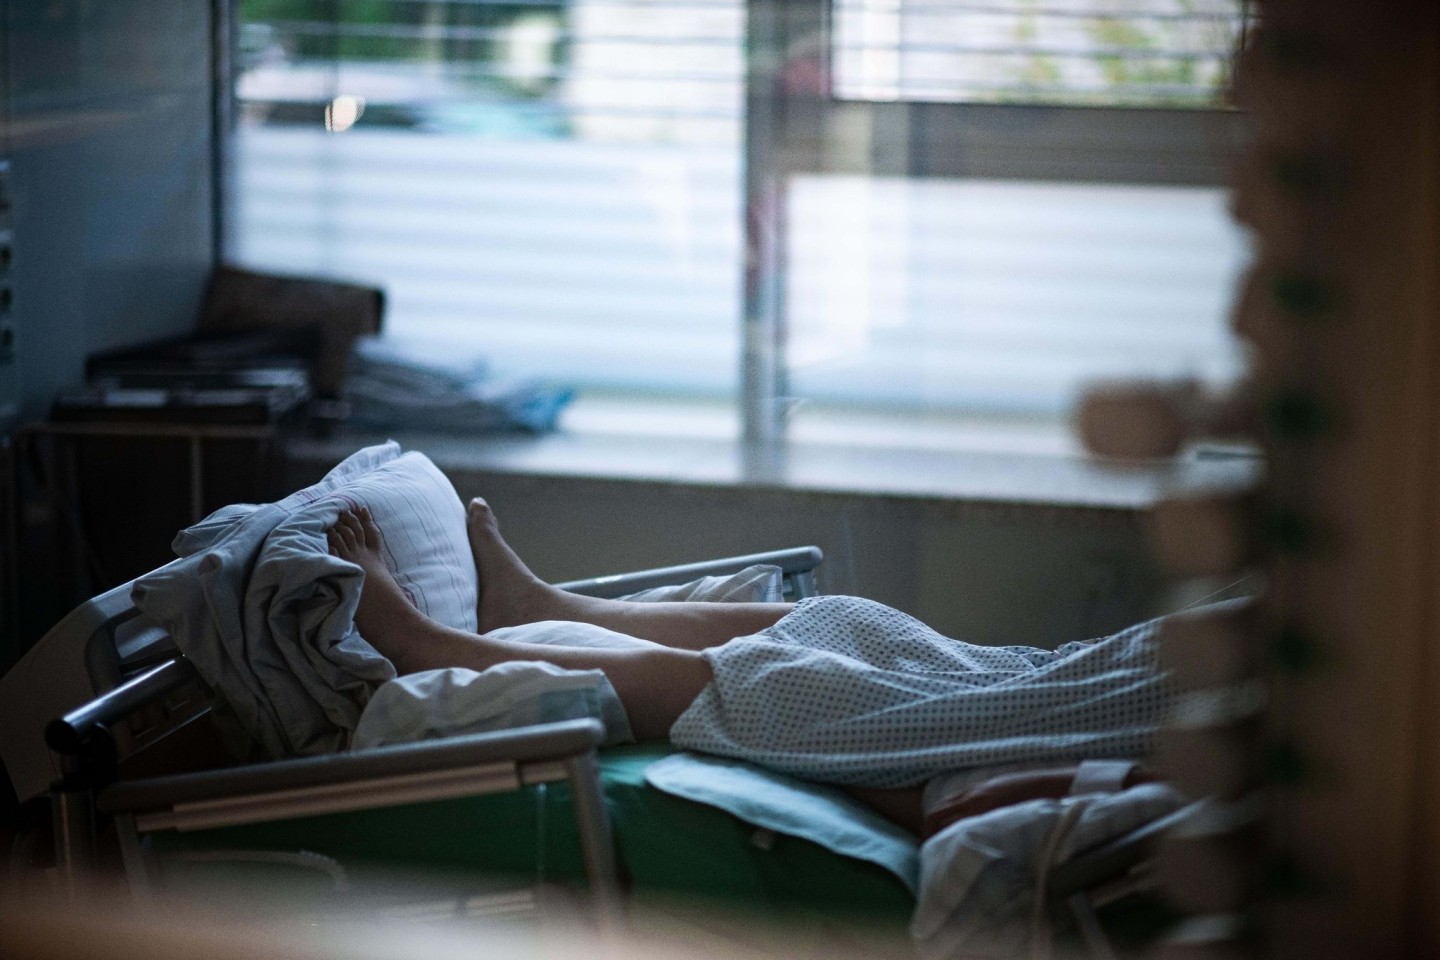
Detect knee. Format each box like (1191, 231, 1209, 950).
(646, 646, 711, 683)
(649, 647, 712, 708)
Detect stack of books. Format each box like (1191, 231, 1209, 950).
(51, 332, 312, 425)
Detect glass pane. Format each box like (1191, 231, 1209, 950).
(232, 0, 745, 399)
(832, 0, 1247, 107)
(784, 175, 1249, 445)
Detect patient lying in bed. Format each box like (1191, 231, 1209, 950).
(327, 501, 1169, 836)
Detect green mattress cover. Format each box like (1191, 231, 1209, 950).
(147, 743, 915, 923)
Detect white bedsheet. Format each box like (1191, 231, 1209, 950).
(353, 662, 633, 748)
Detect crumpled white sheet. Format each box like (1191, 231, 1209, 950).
(911, 783, 1187, 960)
(132, 509, 636, 759)
(352, 662, 634, 749)
(132, 501, 395, 759)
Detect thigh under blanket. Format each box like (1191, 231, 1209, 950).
(671, 596, 1171, 788)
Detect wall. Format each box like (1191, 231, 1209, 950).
(4, 0, 216, 427)
(286, 453, 1167, 647)
(1, 0, 219, 657)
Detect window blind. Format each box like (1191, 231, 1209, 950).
(833, 0, 1247, 106)
(233, 0, 746, 397)
(783, 0, 1250, 420)
(785, 175, 1249, 416)
(232, 0, 1248, 428)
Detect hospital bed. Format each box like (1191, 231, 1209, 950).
(6, 544, 1199, 956)
(7, 547, 907, 921)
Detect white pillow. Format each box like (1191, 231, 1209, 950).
(176, 441, 477, 635)
(306, 449, 478, 634)
(295, 443, 480, 639)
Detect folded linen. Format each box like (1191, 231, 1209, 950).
(911, 783, 1186, 960)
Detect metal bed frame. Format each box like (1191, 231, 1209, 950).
(36, 545, 827, 930)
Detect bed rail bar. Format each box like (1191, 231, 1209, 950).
(1047, 801, 1201, 898)
(94, 718, 619, 929)
(46, 658, 199, 759)
(1046, 800, 1206, 958)
(96, 719, 604, 814)
(556, 545, 823, 599)
(49, 678, 621, 929)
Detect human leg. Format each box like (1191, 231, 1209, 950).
(332, 509, 935, 827)
(464, 498, 794, 650)
(328, 507, 712, 740)
(842, 786, 926, 835)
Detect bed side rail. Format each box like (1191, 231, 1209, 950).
(556, 545, 824, 600)
(96, 718, 604, 818)
(1044, 800, 1206, 957)
(48, 664, 620, 925)
(46, 659, 200, 762)
(96, 718, 618, 927)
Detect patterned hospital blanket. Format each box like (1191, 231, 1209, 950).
(670, 596, 1171, 789)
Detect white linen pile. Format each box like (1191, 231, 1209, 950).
(131, 442, 623, 757)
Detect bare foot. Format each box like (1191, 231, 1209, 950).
(466, 498, 578, 632)
(328, 506, 420, 647)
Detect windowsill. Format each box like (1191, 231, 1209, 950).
(563, 395, 1091, 457)
(285, 398, 1261, 510)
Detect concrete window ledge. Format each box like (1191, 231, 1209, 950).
(284, 428, 1260, 513)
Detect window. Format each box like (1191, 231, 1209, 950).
(232, 0, 746, 407)
(229, 0, 1249, 449)
(765, 0, 1252, 448)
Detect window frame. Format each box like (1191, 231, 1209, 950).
(219, 0, 1248, 448)
(739, 0, 1248, 443)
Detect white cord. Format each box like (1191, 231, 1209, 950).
(1175, 573, 1256, 611)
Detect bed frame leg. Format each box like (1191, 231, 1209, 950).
(53, 783, 95, 900)
(565, 752, 622, 934)
(114, 813, 154, 905)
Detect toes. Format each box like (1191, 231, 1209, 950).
(467, 499, 500, 540)
(339, 510, 365, 542)
(331, 510, 364, 554)
(328, 524, 354, 556)
(356, 505, 383, 549)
